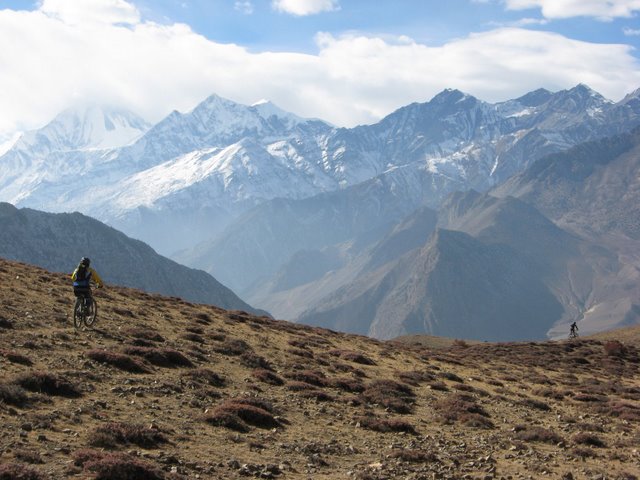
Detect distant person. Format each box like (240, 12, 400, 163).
(71, 257, 104, 300)
(569, 321, 578, 338)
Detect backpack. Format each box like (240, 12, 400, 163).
(73, 264, 92, 288)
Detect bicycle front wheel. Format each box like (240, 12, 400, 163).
(73, 298, 84, 329)
(84, 298, 97, 327)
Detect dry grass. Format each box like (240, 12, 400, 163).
(1, 258, 640, 480)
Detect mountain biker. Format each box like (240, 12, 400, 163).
(71, 257, 104, 301)
(570, 321, 578, 337)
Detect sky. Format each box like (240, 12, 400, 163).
(1, 0, 640, 139)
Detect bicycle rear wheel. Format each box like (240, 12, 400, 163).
(73, 298, 84, 329)
(84, 297, 97, 327)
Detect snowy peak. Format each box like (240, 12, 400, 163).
(514, 88, 553, 107)
(13, 105, 150, 155)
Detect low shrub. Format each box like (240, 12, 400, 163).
(13, 371, 81, 398)
(89, 422, 168, 449)
(0, 462, 46, 480)
(124, 328, 165, 342)
(389, 449, 438, 463)
(122, 346, 193, 368)
(205, 399, 281, 431)
(87, 349, 150, 374)
(285, 370, 327, 387)
(519, 397, 551, 411)
(573, 432, 606, 448)
(435, 393, 491, 426)
(514, 425, 563, 444)
(13, 450, 43, 464)
(0, 349, 32, 366)
(212, 338, 251, 356)
(74, 450, 165, 480)
(329, 349, 376, 366)
(0, 383, 29, 407)
(182, 333, 205, 344)
(327, 377, 365, 393)
(239, 351, 272, 370)
(0, 317, 14, 329)
(439, 371, 464, 382)
(604, 340, 626, 357)
(182, 368, 225, 387)
(357, 416, 416, 434)
(360, 379, 415, 414)
(251, 369, 284, 386)
(396, 370, 435, 385)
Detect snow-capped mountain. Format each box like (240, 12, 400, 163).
(1, 85, 639, 256)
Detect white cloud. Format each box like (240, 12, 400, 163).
(272, 0, 339, 16)
(234, 1, 254, 15)
(40, 0, 140, 25)
(505, 0, 640, 20)
(624, 27, 640, 35)
(0, 1, 639, 136)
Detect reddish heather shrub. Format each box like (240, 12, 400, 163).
(389, 449, 439, 463)
(573, 432, 606, 448)
(122, 346, 193, 368)
(212, 338, 251, 356)
(13, 371, 81, 398)
(598, 401, 640, 422)
(182, 333, 205, 344)
(13, 450, 43, 464)
(459, 412, 494, 429)
(439, 371, 464, 382)
(87, 349, 150, 373)
(0, 462, 46, 480)
(357, 416, 417, 434)
(0, 349, 32, 366)
(435, 393, 490, 425)
(287, 347, 314, 358)
(569, 447, 598, 459)
(329, 349, 376, 365)
(124, 328, 165, 342)
(82, 451, 165, 480)
(89, 422, 168, 449)
(182, 368, 225, 387)
(285, 370, 327, 387)
(326, 377, 365, 393)
(0, 383, 29, 407)
(296, 389, 334, 402)
(360, 379, 415, 414)
(205, 399, 280, 431)
(251, 369, 284, 386)
(604, 340, 626, 357)
(519, 397, 551, 411)
(396, 370, 435, 385)
(239, 351, 273, 370)
(514, 425, 563, 444)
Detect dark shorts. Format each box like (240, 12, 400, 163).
(74, 287, 91, 298)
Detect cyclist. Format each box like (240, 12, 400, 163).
(71, 257, 104, 303)
(569, 321, 578, 338)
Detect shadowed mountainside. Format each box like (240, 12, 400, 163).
(1, 258, 639, 479)
(0, 203, 266, 315)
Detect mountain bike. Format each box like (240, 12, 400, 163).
(568, 329, 578, 339)
(73, 289, 98, 329)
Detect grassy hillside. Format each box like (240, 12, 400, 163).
(0, 258, 638, 479)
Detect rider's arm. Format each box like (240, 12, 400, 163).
(90, 268, 104, 288)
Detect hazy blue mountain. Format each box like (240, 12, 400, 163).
(0, 202, 266, 315)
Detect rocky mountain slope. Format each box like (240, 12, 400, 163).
(226, 129, 640, 341)
(1, 258, 639, 479)
(0, 203, 264, 315)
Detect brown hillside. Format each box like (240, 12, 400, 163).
(1, 258, 639, 480)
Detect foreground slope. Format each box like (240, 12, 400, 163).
(0, 203, 265, 315)
(1, 259, 639, 479)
